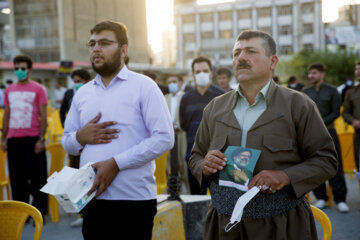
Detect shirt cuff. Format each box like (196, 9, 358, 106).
(70, 131, 84, 152)
(113, 151, 129, 171)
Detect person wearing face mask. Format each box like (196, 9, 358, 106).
(1, 55, 49, 218)
(59, 69, 91, 128)
(164, 74, 190, 193)
(180, 56, 225, 195)
(287, 75, 304, 91)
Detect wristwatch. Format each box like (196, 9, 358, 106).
(39, 136, 45, 142)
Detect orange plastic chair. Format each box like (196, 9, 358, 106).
(154, 152, 169, 194)
(46, 143, 66, 222)
(311, 205, 332, 240)
(0, 200, 43, 240)
(0, 149, 10, 200)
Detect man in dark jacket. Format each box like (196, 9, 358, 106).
(303, 63, 349, 213)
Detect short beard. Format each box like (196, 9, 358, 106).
(91, 50, 122, 77)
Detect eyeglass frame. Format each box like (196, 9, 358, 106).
(86, 39, 120, 50)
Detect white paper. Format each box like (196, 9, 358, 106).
(40, 163, 96, 213)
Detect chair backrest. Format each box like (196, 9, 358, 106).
(154, 152, 169, 194)
(46, 143, 66, 176)
(0, 200, 43, 240)
(311, 205, 332, 240)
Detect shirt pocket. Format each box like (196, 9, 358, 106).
(263, 134, 293, 153)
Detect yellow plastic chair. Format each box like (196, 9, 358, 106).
(338, 132, 357, 177)
(311, 205, 332, 240)
(0, 149, 10, 200)
(0, 200, 43, 240)
(46, 143, 66, 222)
(154, 152, 169, 194)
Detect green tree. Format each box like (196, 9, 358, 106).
(276, 48, 359, 86)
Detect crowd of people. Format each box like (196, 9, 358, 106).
(2, 20, 360, 240)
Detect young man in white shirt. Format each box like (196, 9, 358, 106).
(62, 21, 174, 239)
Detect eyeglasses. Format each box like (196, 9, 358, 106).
(14, 67, 27, 71)
(86, 39, 119, 50)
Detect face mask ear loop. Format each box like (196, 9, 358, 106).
(225, 221, 240, 232)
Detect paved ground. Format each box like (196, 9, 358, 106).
(20, 174, 360, 240)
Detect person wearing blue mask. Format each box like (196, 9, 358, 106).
(59, 69, 91, 128)
(59, 68, 91, 228)
(165, 74, 190, 193)
(1, 55, 49, 218)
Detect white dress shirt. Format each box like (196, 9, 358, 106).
(62, 66, 174, 200)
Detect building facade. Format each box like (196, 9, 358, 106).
(175, 0, 324, 69)
(9, 0, 151, 63)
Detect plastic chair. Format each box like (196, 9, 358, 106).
(46, 143, 66, 222)
(311, 205, 332, 240)
(0, 200, 43, 240)
(338, 132, 357, 178)
(0, 149, 10, 200)
(154, 152, 169, 194)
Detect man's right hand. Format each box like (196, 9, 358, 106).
(202, 150, 227, 178)
(352, 119, 360, 129)
(1, 140, 7, 152)
(76, 112, 120, 145)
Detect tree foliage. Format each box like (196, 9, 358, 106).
(276, 49, 359, 86)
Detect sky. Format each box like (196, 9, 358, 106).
(146, 0, 360, 52)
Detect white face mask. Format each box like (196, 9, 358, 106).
(195, 72, 210, 87)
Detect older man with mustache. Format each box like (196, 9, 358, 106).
(189, 30, 338, 240)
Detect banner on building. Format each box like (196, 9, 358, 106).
(58, 61, 73, 77)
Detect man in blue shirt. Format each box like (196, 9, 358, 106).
(180, 56, 224, 194)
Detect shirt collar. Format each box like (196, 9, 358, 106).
(236, 79, 271, 101)
(93, 65, 129, 86)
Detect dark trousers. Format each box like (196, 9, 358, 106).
(82, 199, 157, 240)
(186, 154, 206, 195)
(313, 129, 347, 203)
(7, 136, 48, 215)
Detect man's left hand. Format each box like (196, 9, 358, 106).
(34, 140, 45, 154)
(88, 158, 120, 198)
(248, 170, 290, 193)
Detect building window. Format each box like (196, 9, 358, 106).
(200, 13, 213, 23)
(278, 5, 292, 16)
(182, 14, 195, 24)
(301, 3, 314, 14)
(303, 44, 314, 52)
(183, 33, 195, 43)
(279, 45, 292, 55)
(257, 7, 271, 18)
(238, 9, 251, 19)
(259, 27, 272, 35)
(219, 11, 232, 21)
(279, 25, 292, 35)
(303, 24, 313, 34)
(220, 30, 232, 39)
(201, 31, 214, 39)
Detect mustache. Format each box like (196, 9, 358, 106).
(235, 61, 251, 69)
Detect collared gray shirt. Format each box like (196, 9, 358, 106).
(233, 80, 271, 147)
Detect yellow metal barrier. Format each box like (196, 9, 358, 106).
(152, 200, 186, 240)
